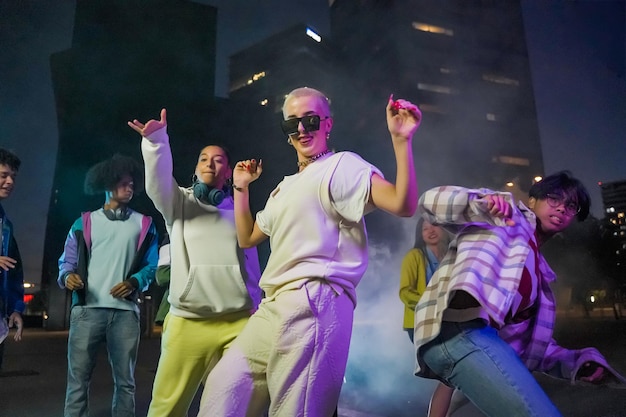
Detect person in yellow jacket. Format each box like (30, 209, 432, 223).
(399, 217, 450, 342)
(400, 217, 452, 417)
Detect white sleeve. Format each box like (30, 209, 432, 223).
(256, 209, 270, 237)
(141, 127, 184, 226)
(329, 152, 383, 223)
(157, 243, 171, 267)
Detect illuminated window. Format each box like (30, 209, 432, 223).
(260, 99, 268, 106)
(251, 71, 266, 82)
(486, 113, 497, 121)
(230, 71, 266, 92)
(492, 155, 530, 166)
(417, 83, 456, 94)
(412, 22, 454, 36)
(440, 67, 455, 74)
(482, 74, 519, 87)
(306, 27, 321, 42)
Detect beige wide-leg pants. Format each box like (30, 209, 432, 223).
(199, 279, 354, 417)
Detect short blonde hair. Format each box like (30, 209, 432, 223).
(282, 87, 331, 118)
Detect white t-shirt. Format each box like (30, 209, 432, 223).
(256, 151, 382, 306)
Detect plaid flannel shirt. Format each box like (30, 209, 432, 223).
(414, 186, 626, 384)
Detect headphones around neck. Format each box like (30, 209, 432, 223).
(193, 181, 226, 206)
(103, 206, 131, 221)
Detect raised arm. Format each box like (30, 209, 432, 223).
(369, 96, 421, 217)
(127, 108, 181, 223)
(232, 159, 268, 248)
(419, 186, 517, 228)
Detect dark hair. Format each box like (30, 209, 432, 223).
(0, 148, 21, 171)
(528, 170, 590, 221)
(84, 154, 144, 195)
(413, 217, 427, 249)
(199, 143, 232, 168)
(413, 217, 451, 258)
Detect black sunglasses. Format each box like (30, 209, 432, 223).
(280, 115, 329, 136)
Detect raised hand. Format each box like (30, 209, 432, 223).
(485, 194, 516, 226)
(127, 108, 167, 139)
(386, 94, 422, 140)
(233, 159, 263, 189)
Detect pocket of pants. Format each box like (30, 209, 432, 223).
(70, 305, 88, 323)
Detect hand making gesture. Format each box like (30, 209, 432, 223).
(386, 95, 422, 141)
(485, 194, 516, 226)
(128, 108, 168, 139)
(233, 159, 263, 190)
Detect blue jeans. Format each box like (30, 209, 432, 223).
(64, 306, 140, 417)
(420, 319, 562, 417)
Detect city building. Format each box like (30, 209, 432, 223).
(330, 0, 544, 194)
(600, 180, 626, 284)
(229, 24, 338, 113)
(226, 0, 545, 248)
(43, 0, 219, 330)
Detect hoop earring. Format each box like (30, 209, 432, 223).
(191, 174, 198, 183)
(287, 137, 293, 145)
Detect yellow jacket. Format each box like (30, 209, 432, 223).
(399, 248, 427, 330)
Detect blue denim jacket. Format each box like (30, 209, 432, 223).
(0, 203, 25, 318)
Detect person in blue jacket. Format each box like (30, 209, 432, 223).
(58, 154, 158, 417)
(0, 148, 25, 369)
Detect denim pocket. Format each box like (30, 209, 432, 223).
(70, 305, 88, 322)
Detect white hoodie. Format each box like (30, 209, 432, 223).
(141, 127, 262, 319)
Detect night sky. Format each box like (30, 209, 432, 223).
(1, 0, 625, 414)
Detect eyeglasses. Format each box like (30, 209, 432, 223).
(280, 115, 329, 136)
(545, 194, 580, 216)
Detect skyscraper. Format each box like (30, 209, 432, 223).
(330, 0, 544, 193)
(600, 180, 626, 285)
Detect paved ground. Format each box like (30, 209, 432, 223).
(1, 309, 625, 417)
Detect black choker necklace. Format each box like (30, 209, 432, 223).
(297, 149, 333, 168)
